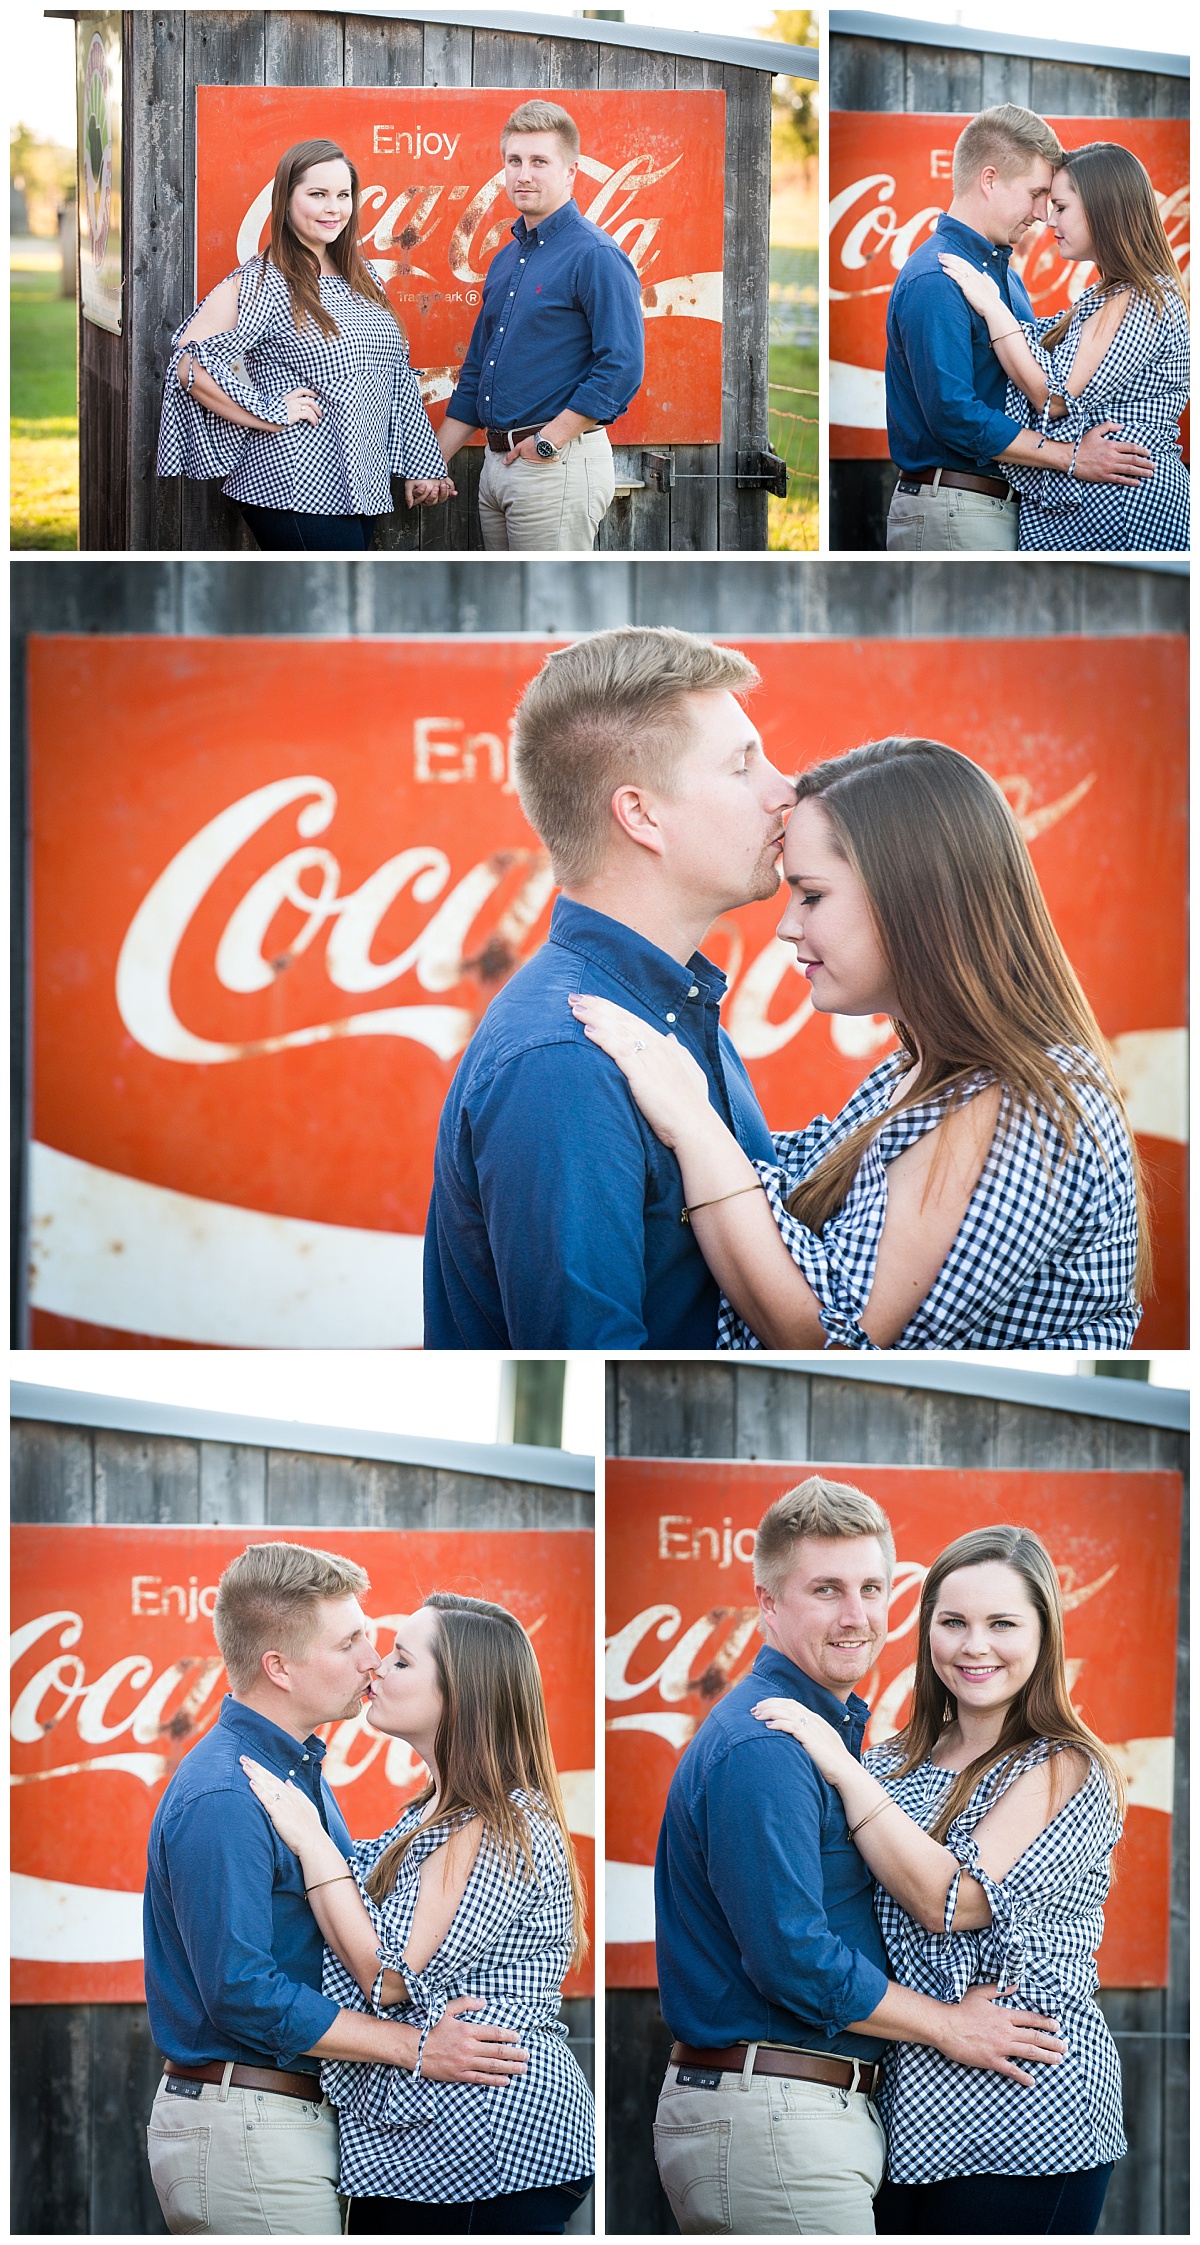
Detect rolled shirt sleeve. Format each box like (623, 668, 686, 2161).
(563, 242, 645, 424)
(701, 1738, 890, 2034)
(165, 1792, 341, 2064)
(897, 275, 1026, 468)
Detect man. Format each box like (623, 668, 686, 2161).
(653, 1478, 1066, 2234)
(437, 99, 644, 550)
(143, 1543, 525, 2234)
(423, 627, 794, 1348)
(885, 104, 1154, 549)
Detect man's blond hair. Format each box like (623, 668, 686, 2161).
(754, 1476, 895, 1599)
(213, 1542, 370, 1694)
(512, 627, 761, 885)
(501, 99, 580, 161)
(952, 105, 1063, 195)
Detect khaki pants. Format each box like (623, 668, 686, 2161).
(478, 429, 616, 550)
(147, 2072, 341, 2235)
(886, 476, 1019, 550)
(653, 2056, 886, 2235)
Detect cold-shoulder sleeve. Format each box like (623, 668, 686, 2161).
(157, 261, 292, 480)
(388, 350, 449, 481)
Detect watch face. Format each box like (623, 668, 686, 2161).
(535, 438, 558, 459)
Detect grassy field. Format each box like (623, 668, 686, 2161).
(11, 264, 79, 549)
(768, 340, 818, 551)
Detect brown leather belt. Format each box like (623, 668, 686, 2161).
(163, 2059, 322, 2103)
(896, 465, 1013, 499)
(670, 2040, 880, 2096)
(485, 424, 541, 451)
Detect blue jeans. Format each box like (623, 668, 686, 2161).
(874, 2161, 1115, 2234)
(346, 2174, 593, 2232)
(237, 503, 374, 551)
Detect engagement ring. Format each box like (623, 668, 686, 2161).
(632, 1038, 647, 1052)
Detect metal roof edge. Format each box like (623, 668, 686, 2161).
(362, 8, 818, 75)
(747, 1358, 1190, 1430)
(10, 1383, 594, 1490)
(829, 11, 1188, 77)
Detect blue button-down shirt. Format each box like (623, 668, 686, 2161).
(422, 897, 776, 1349)
(655, 1645, 890, 2058)
(143, 1698, 350, 2072)
(446, 196, 645, 432)
(886, 212, 1033, 474)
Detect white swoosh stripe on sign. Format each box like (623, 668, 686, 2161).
(1110, 1030, 1187, 1145)
(559, 1770, 596, 1840)
(28, 1143, 423, 1346)
(13, 1873, 145, 1962)
(830, 360, 887, 429)
(1112, 1737, 1174, 1813)
(606, 1861, 656, 1945)
(641, 272, 723, 322)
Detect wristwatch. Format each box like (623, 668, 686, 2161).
(534, 434, 562, 460)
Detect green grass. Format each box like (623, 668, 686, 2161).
(768, 340, 818, 551)
(11, 266, 79, 548)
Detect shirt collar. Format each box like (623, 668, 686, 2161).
(935, 211, 1014, 268)
(548, 895, 728, 1013)
(751, 1643, 871, 1732)
(511, 196, 582, 247)
(218, 1695, 328, 1769)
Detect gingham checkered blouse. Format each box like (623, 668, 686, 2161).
(716, 1049, 1140, 1353)
(319, 1791, 594, 2203)
(157, 258, 447, 515)
(1002, 283, 1189, 552)
(863, 1738, 1127, 2185)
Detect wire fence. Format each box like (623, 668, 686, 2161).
(768, 380, 818, 549)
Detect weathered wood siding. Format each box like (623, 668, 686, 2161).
(604, 1362, 1189, 2237)
(80, 8, 773, 551)
(828, 34, 1190, 549)
(10, 1417, 594, 2234)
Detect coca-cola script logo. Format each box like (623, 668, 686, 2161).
(196, 85, 727, 446)
(12, 1525, 595, 2002)
(829, 113, 1190, 455)
(605, 1460, 1183, 1989)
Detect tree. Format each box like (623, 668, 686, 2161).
(759, 12, 817, 162)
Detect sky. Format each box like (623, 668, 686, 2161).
(14, 1352, 606, 1455)
(10, 1, 1190, 145)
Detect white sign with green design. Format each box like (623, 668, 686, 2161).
(77, 12, 122, 332)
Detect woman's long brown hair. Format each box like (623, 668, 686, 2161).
(364, 1592, 589, 1970)
(887, 1524, 1126, 1842)
(259, 138, 400, 340)
(1040, 141, 1185, 348)
(783, 738, 1150, 1299)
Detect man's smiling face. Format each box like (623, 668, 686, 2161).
(755, 1535, 891, 1701)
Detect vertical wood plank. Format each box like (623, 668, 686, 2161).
(93, 1430, 201, 1521)
(471, 28, 550, 89)
(719, 65, 771, 550)
(597, 40, 675, 552)
(11, 1420, 95, 1521)
(343, 12, 423, 87)
(198, 1440, 267, 1524)
(904, 44, 984, 110)
(181, 13, 265, 551)
(264, 1448, 370, 1525)
(89, 2004, 170, 2234)
(668, 52, 722, 552)
(128, 11, 186, 549)
(422, 21, 475, 88)
(264, 8, 344, 86)
(10, 2005, 93, 2232)
(732, 1365, 811, 1459)
(605, 1987, 677, 2233)
(979, 53, 1033, 105)
(828, 35, 905, 111)
(809, 1374, 926, 1464)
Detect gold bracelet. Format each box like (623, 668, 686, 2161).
(304, 1872, 356, 1897)
(991, 325, 1024, 341)
(681, 1180, 767, 1226)
(848, 1799, 892, 1839)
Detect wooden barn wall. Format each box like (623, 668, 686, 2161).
(827, 36, 1191, 551)
(603, 1363, 1189, 2238)
(9, 552, 1186, 1344)
(9, 1420, 594, 2235)
(102, 8, 772, 553)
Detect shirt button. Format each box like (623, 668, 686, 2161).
(687, 984, 699, 998)
(666, 1013, 676, 1024)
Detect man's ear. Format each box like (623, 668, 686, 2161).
(260, 1648, 292, 1691)
(610, 783, 668, 857)
(754, 1583, 775, 1627)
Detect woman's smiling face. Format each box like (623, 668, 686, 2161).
(1048, 169, 1095, 264)
(929, 1560, 1043, 1720)
(776, 796, 901, 1019)
(288, 159, 355, 255)
(364, 1605, 444, 1746)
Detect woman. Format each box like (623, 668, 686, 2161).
(241, 1591, 594, 2233)
(939, 141, 1188, 551)
(158, 138, 454, 550)
(751, 1524, 1127, 2234)
(568, 736, 1144, 1350)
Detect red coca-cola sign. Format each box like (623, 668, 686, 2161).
(829, 114, 1190, 458)
(606, 1460, 1182, 1989)
(12, 1525, 594, 2004)
(196, 86, 726, 447)
(27, 633, 1186, 1346)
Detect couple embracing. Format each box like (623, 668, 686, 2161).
(885, 103, 1188, 551)
(653, 1477, 1127, 2235)
(143, 1543, 593, 2233)
(425, 625, 1144, 1351)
